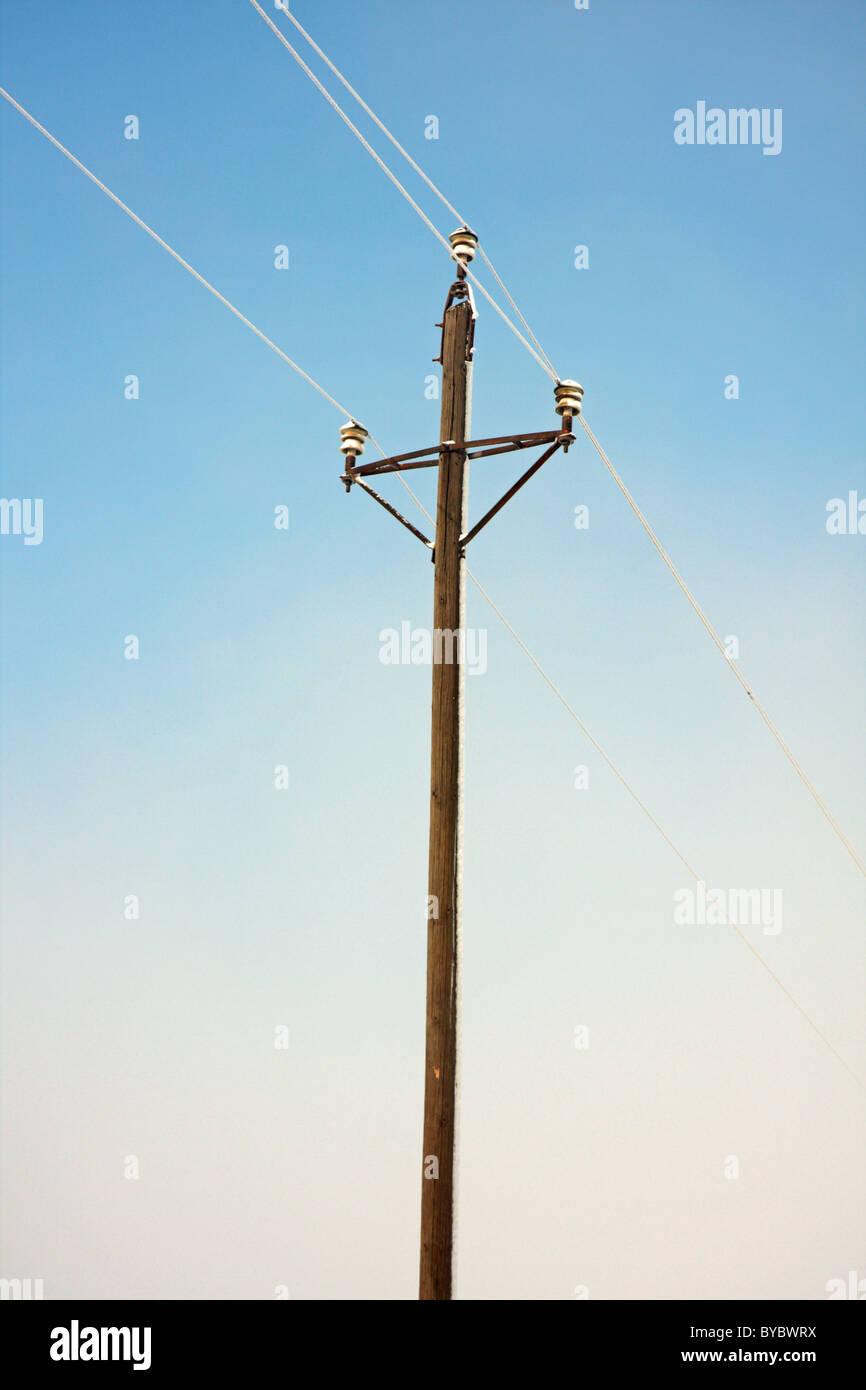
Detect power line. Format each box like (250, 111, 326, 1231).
(465, 572, 866, 1097)
(3, 81, 861, 1096)
(262, 1, 865, 886)
(270, 0, 866, 885)
(579, 416, 866, 880)
(0, 86, 358, 421)
(265, 0, 866, 884)
(247, 0, 559, 383)
(0, 86, 414, 506)
(0, 89, 420, 546)
(379, 474, 866, 1094)
(270, 0, 559, 382)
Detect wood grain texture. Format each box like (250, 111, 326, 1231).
(419, 299, 473, 1301)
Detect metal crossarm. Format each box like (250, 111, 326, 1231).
(342, 426, 575, 552)
(345, 429, 567, 481)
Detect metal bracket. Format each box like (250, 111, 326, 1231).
(340, 425, 575, 553)
(433, 271, 477, 364)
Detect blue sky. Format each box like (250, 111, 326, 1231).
(1, 0, 864, 1299)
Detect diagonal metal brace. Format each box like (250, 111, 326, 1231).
(459, 438, 564, 547)
(347, 476, 433, 549)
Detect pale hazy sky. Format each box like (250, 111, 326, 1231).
(1, 0, 864, 1299)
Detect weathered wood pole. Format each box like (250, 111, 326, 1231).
(419, 297, 473, 1301)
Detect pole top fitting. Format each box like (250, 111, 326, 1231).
(449, 225, 478, 277)
(554, 380, 584, 418)
(339, 419, 368, 458)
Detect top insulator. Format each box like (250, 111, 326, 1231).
(449, 226, 478, 266)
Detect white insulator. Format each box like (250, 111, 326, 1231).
(448, 225, 478, 265)
(339, 420, 368, 457)
(554, 380, 584, 417)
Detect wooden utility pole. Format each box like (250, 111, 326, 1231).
(337, 227, 580, 1301)
(419, 298, 473, 1301)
